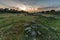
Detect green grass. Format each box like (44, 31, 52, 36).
(37, 14, 60, 32)
(0, 13, 60, 40)
(0, 13, 36, 40)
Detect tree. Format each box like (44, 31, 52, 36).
(50, 10, 55, 14)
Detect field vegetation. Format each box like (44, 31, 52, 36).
(0, 9, 60, 40)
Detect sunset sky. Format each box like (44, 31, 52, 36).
(0, 0, 60, 11)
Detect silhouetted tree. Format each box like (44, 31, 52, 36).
(50, 10, 55, 14)
(0, 8, 28, 14)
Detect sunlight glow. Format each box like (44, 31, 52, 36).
(16, 5, 38, 12)
(18, 5, 27, 11)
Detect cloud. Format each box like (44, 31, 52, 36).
(0, 0, 60, 11)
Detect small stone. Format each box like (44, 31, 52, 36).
(33, 38, 36, 40)
(37, 31, 41, 35)
(28, 29, 31, 32)
(31, 31, 36, 36)
(25, 27, 31, 31)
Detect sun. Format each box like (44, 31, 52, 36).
(21, 6, 26, 11)
(18, 5, 27, 11)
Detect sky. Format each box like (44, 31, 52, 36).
(0, 0, 60, 11)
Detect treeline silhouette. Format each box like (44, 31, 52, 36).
(0, 8, 60, 15)
(0, 8, 28, 13)
(40, 10, 60, 15)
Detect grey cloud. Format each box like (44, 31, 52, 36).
(0, 0, 60, 11)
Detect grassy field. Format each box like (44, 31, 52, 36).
(38, 14, 60, 32)
(0, 13, 36, 40)
(0, 13, 60, 40)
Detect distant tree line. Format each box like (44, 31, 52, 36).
(0, 8, 60, 15)
(0, 8, 28, 13)
(41, 10, 55, 14)
(39, 10, 60, 15)
(27, 10, 60, 16)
